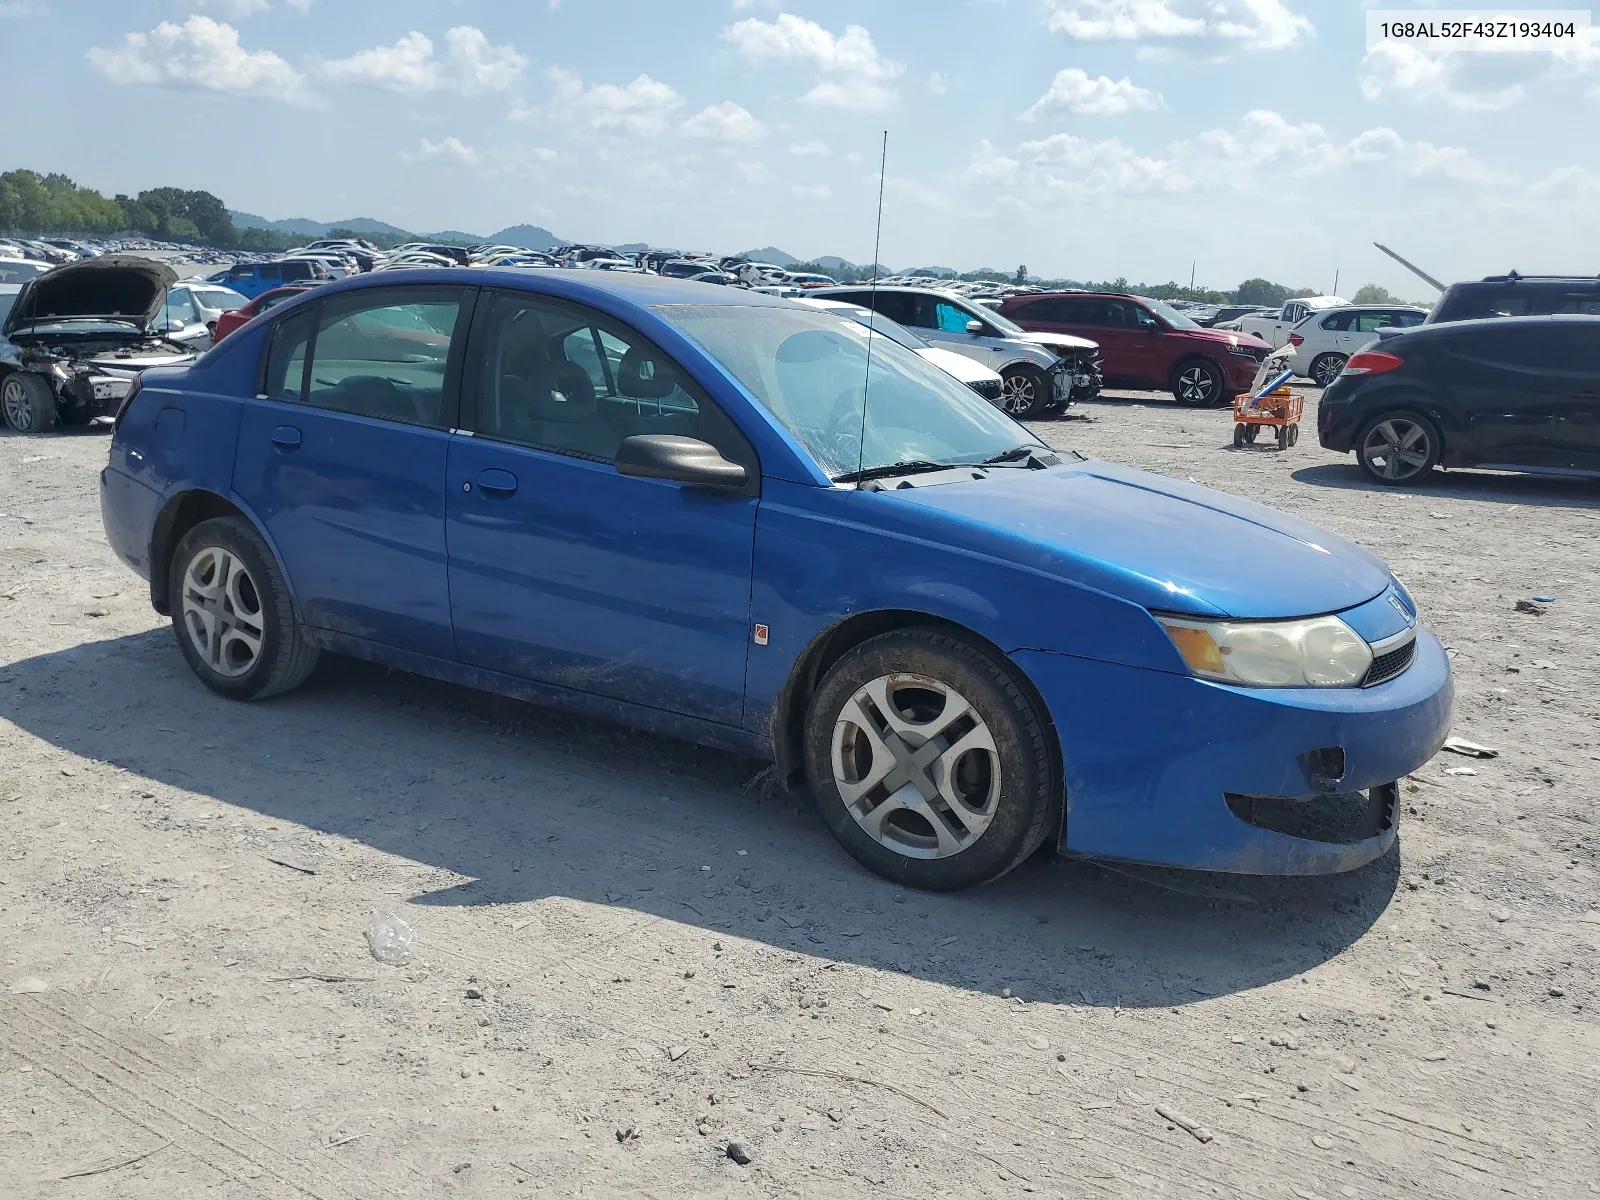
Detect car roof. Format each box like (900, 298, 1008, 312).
(1322, 303, 1428, 312)
(308, 265, 799, 309)
(1381, 312, 1600, 342)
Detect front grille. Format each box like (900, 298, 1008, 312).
(1226, 783, 1397, 845)
(1363, 636, 1417, 687)
(968, 379, 1002, 402)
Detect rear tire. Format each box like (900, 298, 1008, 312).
(999, 366, 1051, 419)
(168, 516, 319, 700)
(1310, 353, 1347, 387)
(1, 372, 57, 433)
(804, 627, 1058, 891)
(1355, 411, 1441, 486)
(1172, 359, 1224, 407)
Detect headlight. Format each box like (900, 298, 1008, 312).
(1226, 343, 1255, 356)
(1157, 614, 1373, 687)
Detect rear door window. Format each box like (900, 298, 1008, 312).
(295, 288, 469, 428)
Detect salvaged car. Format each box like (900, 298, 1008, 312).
(101, 269, 1451, 891)
(1, 255, 195, 433)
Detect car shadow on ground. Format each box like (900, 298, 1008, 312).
(1292, 462, 1600, 509)
(1, 631, 1399, 1010)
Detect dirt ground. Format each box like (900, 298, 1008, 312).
(2, 386, 1597, 1200)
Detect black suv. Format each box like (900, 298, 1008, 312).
(1428, 272, 1600, 323)
(1317, 315, 1600, 485)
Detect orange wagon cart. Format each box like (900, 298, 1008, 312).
(1232, 386, 1303, 451)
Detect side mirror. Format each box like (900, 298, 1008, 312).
(615, 434, 747, 489)
(965, 320, 986, 335)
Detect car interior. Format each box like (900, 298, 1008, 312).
(476, 296, 701, 461)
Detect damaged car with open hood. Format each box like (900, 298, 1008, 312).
(1, 255, 197, 433)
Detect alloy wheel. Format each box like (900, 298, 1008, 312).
(999, 374, 1035, 415)
(1312, 355, 1347, 387)
(1359, 418, 1432, 482)
(1176, 365, 1216, 403)
(2, 377, 35, 431)
(181, 546, 265, 677)
(830, 673, 1002, 860)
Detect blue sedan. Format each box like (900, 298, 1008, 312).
(99, 269, 1452, 890)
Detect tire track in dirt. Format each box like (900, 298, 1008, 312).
(2, 995, 400, 1200)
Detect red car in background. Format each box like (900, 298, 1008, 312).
(210, 285, 314, 343)
(997, 292, 1271, 406)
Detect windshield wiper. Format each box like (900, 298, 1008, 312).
(979, 444, 1046, 466)
(832, 459, 952, 484)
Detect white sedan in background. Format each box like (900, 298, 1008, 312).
(1225, 295, 1349, 348)
(796, 297, 1008, 406)
(1287, 304, 1429, 386)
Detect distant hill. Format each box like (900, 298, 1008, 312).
(738, 246, 799, 267)
(229, 211, 416, 238)
(905, 265, 957, 278)
(487, 224, 568, 251)
(424, 229, 485, 244)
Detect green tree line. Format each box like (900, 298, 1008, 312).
(0, 168, 298, 251)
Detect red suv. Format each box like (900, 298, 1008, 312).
(997, 292, 1271, 406)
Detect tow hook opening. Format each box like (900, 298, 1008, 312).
(1300, 746, 1347, 793)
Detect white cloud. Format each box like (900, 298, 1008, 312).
(1354, 42, 1590, 112)
(739, 161, 777, 185)
(198, 0, 271, 17)
(411, 136, 478, 166)
(927, 72, 950, 95)
(86, 16, 304, 101)
(789, 139, 830, 156)
(723, 14, 903, 109)
(1023, 67, 1157, 117)
(322, 31, 436, 92)
(544, 68, 684, 137)
(681, 101, 766, 142)
(792, 184, 832, 199)
(321, 25, 525, 95)
(1045, 0, 1311, 52)
(970, 107, 1503, 204)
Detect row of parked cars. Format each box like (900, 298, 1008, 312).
(4, 247, 1599, 487)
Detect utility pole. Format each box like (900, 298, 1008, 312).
(1189, 260, 1195, 291)
(1332, 269, 1339, 298)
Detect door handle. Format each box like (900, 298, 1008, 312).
(476, 468, 518, 496)
(270, 425, 302, 449)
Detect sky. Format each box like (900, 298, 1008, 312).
(5, 0, 1599, 294)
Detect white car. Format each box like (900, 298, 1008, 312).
(796, 297, 1007, 406)
(812, 285, 1101, 417)
(1286, 304, 1430, 386)
(1227, 296, 1349, 349)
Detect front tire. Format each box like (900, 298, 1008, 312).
(168, 516, 319, 700)
(1355, 412, 1441, 486)
(804, 628, 1058, 891)
(1172, 358, 1224, 406)
(1310, 353, 1347, 387)
(2, 372, 57, 433)
(999, 366, 1051, 419)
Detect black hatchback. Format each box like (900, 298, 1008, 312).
(1317, 315, 1600, 486)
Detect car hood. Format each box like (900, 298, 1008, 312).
(1187, 326, 1270, 350)
(1012, 330, 1099, 354)
(2, 255, 177, 337)
(885, 458, 1392, 619)
(915, 346, 1000, 384)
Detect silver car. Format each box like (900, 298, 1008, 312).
(812, 285, 1102, 417)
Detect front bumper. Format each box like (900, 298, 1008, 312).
(1015, 628, 1453, 874)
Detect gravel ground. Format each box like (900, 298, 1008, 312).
(1, 386, 1597, 1199)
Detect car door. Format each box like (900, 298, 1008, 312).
(1102, 299, 1167, 386)
(907, 295, 1014, 368)
(1446, 324, 1595, 469)
(443, 289, 759, 726)
(231, 284, 473, 660)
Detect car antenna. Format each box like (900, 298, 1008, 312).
(853, 130, 889, 489)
